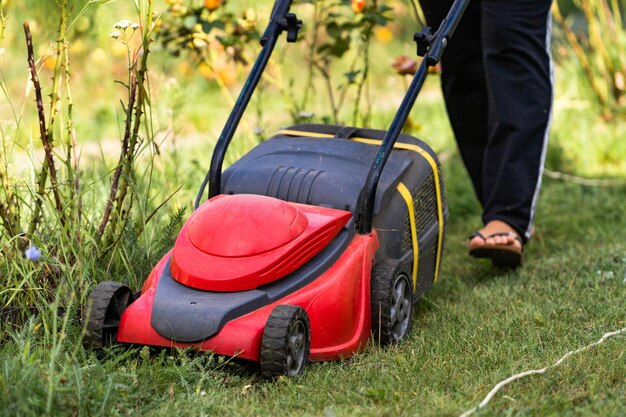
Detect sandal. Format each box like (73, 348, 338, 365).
(468, 231, 524, 268)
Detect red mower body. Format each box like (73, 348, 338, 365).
(170, 194, 352, 292)
(116, 194, 379, 361)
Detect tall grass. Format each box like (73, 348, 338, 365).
(553, 0, 626, 119)
(0, 0, 182, 321)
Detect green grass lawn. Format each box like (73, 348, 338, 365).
(1, 152, 624, 417)
(1, 1, 625, 416)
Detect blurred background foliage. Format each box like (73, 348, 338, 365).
(0, 0, 622, 168)
(0, 0, 625, 308)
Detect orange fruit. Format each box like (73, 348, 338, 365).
(351, 0, 365, 14)
(204, 0, 221, 11)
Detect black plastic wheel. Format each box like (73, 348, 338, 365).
(83, 281, 134, 349)
(260, 305, 310, 378)
(371, 259, 413, 345)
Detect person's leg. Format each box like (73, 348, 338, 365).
(419, 0, 488, 204)
(420, 1, 518, 256)
(480, 0, 553, 244)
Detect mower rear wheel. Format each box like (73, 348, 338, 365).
(260, 305, 310, 378)
(83, 281, 135, 350)
(371, 259, 413, 345)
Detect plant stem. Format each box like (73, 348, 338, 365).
(63, 38, 81, 237)
(98, 71, 137, 237)
(24, 22, 65, 235)
(300, 0, 322, 114)
(406, 0, 426, 26)
(336, 46, 362, 116)
(352, 30, 372, 126)
(0, 4, 7, 42)
(99, 0, 154, 246)
(313, 59, 339, 123)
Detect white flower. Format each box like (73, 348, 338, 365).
(131, 23, 140, 30)
(114, 19, 134, 30)
(110, 30, 121, 39)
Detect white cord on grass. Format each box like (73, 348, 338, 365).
(543, 169, 626, 187)
(459, 327, 626, 417)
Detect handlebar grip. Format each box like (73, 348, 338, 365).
(261, 0, 294, 45)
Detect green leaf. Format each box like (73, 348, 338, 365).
(344, 70, 362, 84)
(326, 22, 341, 37)
(183, 15, 197, 30)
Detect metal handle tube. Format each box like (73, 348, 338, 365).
(426, 0, 468, 66)
(357, 62, 428, 234)
(195, 0, 294, 209)
(357, 0, 469, 234)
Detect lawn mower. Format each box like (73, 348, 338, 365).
(83, 0, 469, 377)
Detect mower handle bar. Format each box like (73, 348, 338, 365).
(195, 0, 469, 235)
(195, 0, 298, 209)
(357, 0, 469, 234)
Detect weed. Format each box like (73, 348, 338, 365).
(553, 0, 626, 118)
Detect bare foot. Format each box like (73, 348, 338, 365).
(468, 220, 523, 251)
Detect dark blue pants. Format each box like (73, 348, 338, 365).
(419, 0, 553, 242)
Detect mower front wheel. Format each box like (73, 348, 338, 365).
(371, 259, 413, 345)
(83, 281, 135, 350)
(260, 305, 310, 378)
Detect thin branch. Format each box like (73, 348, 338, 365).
(136, 185, 183, 238)
(459, 327, 626, 417)
(352, 28, 372, 126)
(98, 71, 138, 236)
(99, 0, 155, 246)
(110, 3, 154, 237)
(299, 0, 322, 113)
(336, 45, 363, 115)
(24, 22, 64, 232)
(406, 0, 426, 27)
(63, 37, 83, 243)
(0, 5, 7, 42)
(312, 58, 339, 123)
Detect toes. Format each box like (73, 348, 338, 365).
(485, 234, 516, 246)
(472, 221, 523, 251)
(468, 225, 522, 248)
(485, 235, 500, 245)
(469, 236, 484, 248)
